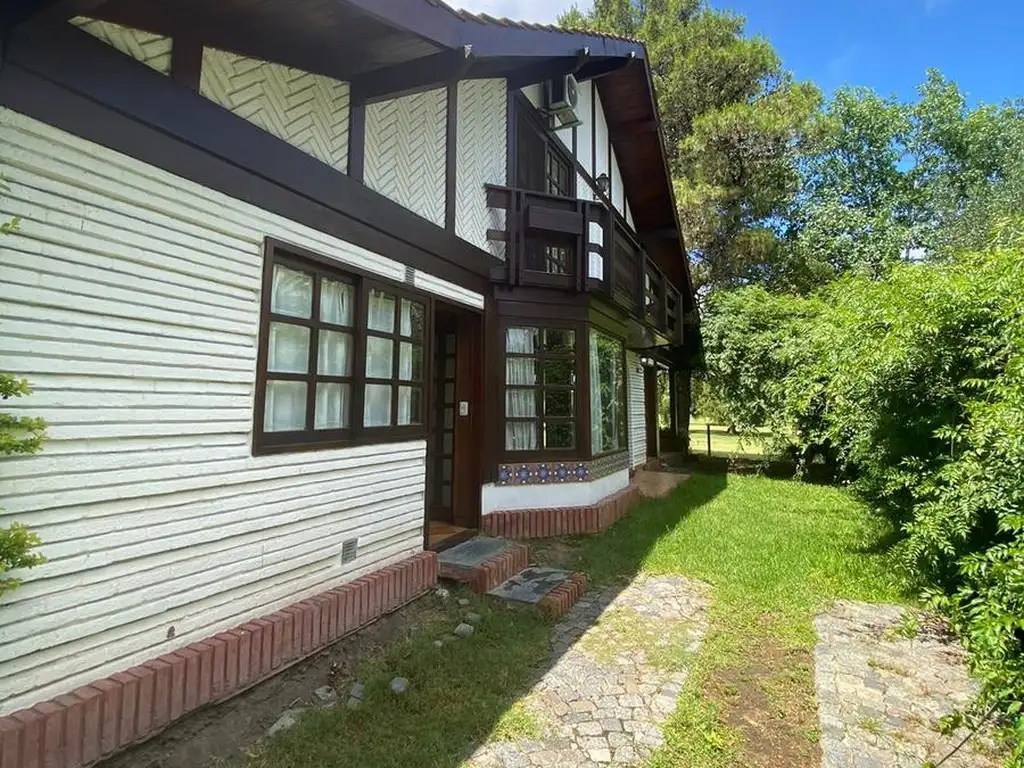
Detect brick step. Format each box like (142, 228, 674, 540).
(437, 537, 530, 594)
(487, 567, 589, 620)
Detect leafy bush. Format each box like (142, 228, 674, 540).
(701, 223, 1024, 761)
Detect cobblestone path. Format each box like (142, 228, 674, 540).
(467, 575, 711, 766)
(815, 600, 1000, 768)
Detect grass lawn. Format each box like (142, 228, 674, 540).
(239, 473, 905, 768)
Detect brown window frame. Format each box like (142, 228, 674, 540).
(253, 238, 432, 455)
(500, 318, 588, 463)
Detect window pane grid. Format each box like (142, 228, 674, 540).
(504, 325, 578, 453)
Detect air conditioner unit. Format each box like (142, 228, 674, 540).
(546, 74, 582, 130)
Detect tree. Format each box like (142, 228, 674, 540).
(559, 0, 820, 293)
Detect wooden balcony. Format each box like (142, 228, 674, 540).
(486, 184, 684, 343)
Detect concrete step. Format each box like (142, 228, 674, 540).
(437, 537, 529, 594)
(488, 567, 589, 619)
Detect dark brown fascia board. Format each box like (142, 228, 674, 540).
(1, 21, 498, 293)
(1, 0, 101, 28)
(351, 45, 474, 105)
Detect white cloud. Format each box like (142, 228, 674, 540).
(454, 0, 577, 25)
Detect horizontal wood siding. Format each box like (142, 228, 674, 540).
(627, 352, 647, 468)
(0, 108, 481, 715)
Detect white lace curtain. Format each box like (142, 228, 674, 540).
(506, 327, 539, 449)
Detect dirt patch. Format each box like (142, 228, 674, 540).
(100, 597, 446, 768)
(705, 640, 820, 768)
(526, 537, 582, 571)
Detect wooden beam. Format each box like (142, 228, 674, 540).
(2, 0, 105, 28)
(444, 83, 458, 232)
(350, 46, 473, 104)
(348, 98, 366, 182)
(170, 35, 202, 91)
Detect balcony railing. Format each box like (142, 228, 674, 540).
(485, 185, 609, 291)
(486, 184, 684, 344)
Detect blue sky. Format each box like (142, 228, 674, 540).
(457, 0, 1024, 106)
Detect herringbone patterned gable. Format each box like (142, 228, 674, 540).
(365, 89, 447, 227)
(200, 48, 350, 173)
(455, 80, 508, 260)
(72, 17, 172, 75)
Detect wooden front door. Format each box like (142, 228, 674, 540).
(426, 305, 482, 538)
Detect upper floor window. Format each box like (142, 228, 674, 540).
(254, 242, 428, 453)
(516, 107, 574, 198)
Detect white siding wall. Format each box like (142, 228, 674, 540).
(365, 89, 447, 227)
(0, 108, 481, 715)
(627, 352, 647, 468)
(72, 17, 172, 76)
(200, 48, 351, 174)
(455, 79, 507, 260)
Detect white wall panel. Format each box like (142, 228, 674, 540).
(627, 352, 647, 468)
(71, 17, 172, 75)
(455, 79, 507, 260)
(575, 80, 594, 178)
(200, 48, 350, 174)
(594, 86, 611, 187)
(365, 89, 447, 226)
(0, 107, 481, 715)
(481, 470, 630, 514)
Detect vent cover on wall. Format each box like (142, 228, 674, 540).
(341, 538, 359, 565)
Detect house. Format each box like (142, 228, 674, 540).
(0, 0, 698, 763)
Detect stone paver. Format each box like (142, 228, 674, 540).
(815, 600, 1001, 768)
(466, 574, 710, 766)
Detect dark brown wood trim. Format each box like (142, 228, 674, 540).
(348, 97, 366, 183)
(169, 34, 202, 91)
(444, 82, 458, 232)
(352, 46, 473, 105)
(607, 125, 613, 208)
(2, 22, 497, 294)
(590, 79, 597, 182)
(505, 86, 516, 188)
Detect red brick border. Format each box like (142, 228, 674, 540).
(0, 551, 438, 768)
(481, 485, 641, 539)
(537, 572, 589, 619)
(438, 542, 530, 594)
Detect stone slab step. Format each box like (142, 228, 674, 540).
(488, 567, 589, 619)
(437, 537, 529, 594)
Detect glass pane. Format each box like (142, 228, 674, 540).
(364, 383, 392, 427)
(397, 386, 422, 425)
(443, 432, 453, 454)
(445, 357, 456, 378)
(314, 382, 350, 430)
(444, 382, 455, 405)
(441, 485, 452, 507)
(321, 279, 353, 326)
(264, 380, 306, 432)
(505, 422, 538, 451)
(367, 289, 396, 333)
(543, 329, 575, 353)
(444, 407, 455, 429)
(399, 342, 423, 381)
(365, 336, 394, 379)
(445, 333, 456, 354)
(506, 327, 538, 354)
(589, 329, 626, 453)
(506, 388, 537, 418)
(268, 322, 310, 374)
(271, 265, 312, 318)
(545, 390, 574, 418)
(543, 359, 575, 387)
(442, 458, 452, 482)
(506, 357, 537, 386)
(400, 299, 425, 340)
(544, 421, 575, 449)
(317, 330, 352, 376)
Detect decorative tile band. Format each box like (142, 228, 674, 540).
(0, 552, 438, 768)
(482, 485, 642, 539)
(496, 451, 630, 486)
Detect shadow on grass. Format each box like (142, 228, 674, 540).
(198, 474, 729, 768)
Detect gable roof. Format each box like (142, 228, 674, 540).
(6, 0, 692, 302)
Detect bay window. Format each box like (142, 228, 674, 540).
(504, 326, 578, 452)
(254, 241, 429, 454)
(589, 329, 627, 455)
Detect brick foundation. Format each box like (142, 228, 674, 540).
(481, 485, 642, 539)
(438, 542, 530, 594)
(537, 572, 589, 619)
(0, 551, 438, 768)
